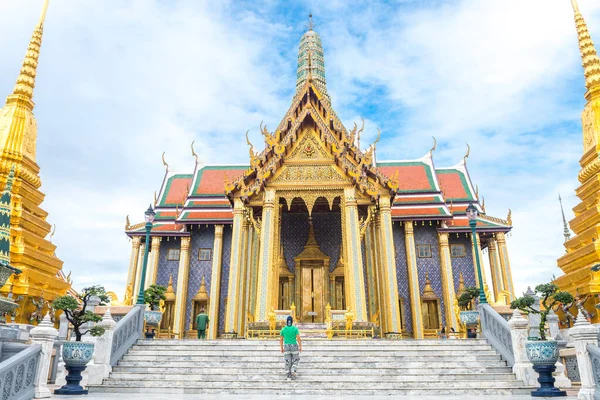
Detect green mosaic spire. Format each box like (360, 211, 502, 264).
(0, 166, 15, 267)
(296, 13, 330, 102)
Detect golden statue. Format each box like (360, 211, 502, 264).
(345, 307, 354, 333)
(267, 307, 277, 332)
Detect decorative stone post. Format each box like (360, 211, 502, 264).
(508, 309, 537, 386)
(30, 313, 58, 398)
(571, 311, 599, 400)
(524, 286, 541, 339)
(87, 309, 117, 385)
(546, 309, 571, 388)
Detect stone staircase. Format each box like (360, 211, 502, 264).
(88, 339, 532, 395)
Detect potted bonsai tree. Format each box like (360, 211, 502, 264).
(143, 284, 167, 338)
(510, 282, 574, 397)
(457, 286, 480, 327)
(53, 285, 108, 395)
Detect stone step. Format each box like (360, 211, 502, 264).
(88, 385, 533, 396)
(120, 354, 503, 362)
(116, 359, 508, 368)
(134, 339, 490, 346)
(107, 372, 517, 382)
(96, 379, 525, 389)
(112, 365, 512, 374)
(124, 349, 500, 357)
(126, 344, 495, 352)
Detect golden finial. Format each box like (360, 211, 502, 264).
(482, 197, 486, 213)
(245, 130, 255, 156)
(191, 140, 199, 163)
(429, 136, 437, 156)
(162, 152, 169, 172)
(11, 0, 50, 104)
(153, 191, 158, 207)
(449, 199, 454, 214)
(357, 118, 365, 150)
(374, 128, 381, 147)
(475, 184, 479, 199)
(507, 209, 512, 226)
(165, 274, 176, 301)
(125, 215, 131, 230)
(463, 143, 470, 163)
(306, 11, 315, 31)
(571, 0, 600, 95)
(66, 270, 72, 284)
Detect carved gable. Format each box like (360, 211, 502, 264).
(287, 130, 332, 161)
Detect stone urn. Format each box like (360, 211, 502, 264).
(54, 342, 95, 395)
(144, 310, 162, 339)
(459, 310, 479, 326)
(525, 340, 566, 397)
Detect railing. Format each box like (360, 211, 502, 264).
(478, 303, 515, 366)
(110, 304, 145, 366)
(0, 343, 41, 400)
(587, 343, 600, 400)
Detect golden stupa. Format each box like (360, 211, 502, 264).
(0, 0, 70, 324)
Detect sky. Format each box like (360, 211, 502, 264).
(0, 0, 598, 301)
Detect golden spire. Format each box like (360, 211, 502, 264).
(165, 274, 176, 301)
(571, 0, 600, 96)
(11, 0, 49, 106)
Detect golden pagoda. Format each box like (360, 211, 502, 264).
(555, 0, 600, 323)
(0, 0, 70, 324)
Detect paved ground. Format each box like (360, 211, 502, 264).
(52, 395, 578, 400)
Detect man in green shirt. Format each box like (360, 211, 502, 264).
(195, 308, 209, 339)
(279, 316, 302, 380)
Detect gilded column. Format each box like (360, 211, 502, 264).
(404, 221, 423, 339)
(225, 198, 245, 333)
(378, 196, 402, 333)
(438, 232, 459, 332)
(133, 242, 145, 302)
(342, 187, 367, 321)
(241, 224, 254, 336)
(208, 225, 224, 339)
(255, 188, 277, 321)
(248, 229, 260, 319)
(364, 225, 378, 322)
(145, 236, 162, 288)
(496, 232, 515, 300)
(236, 221, 249, 335)
(173, 236, 191, 338)
(373, 220, 387, 331)
(126, 236, 142, 302)
(487, 238, 504, 302)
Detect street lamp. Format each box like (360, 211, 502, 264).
(136, 205, 156, 305)
(466, 202, 488, 304)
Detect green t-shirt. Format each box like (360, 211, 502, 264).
(280, 325, 299, 345)
(196, 313, 209, 330)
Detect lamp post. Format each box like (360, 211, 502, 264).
(466, 202, 487, 304)
(136, 205, 156, 305)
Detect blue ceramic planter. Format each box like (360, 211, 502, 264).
(55, 342, 95, 395)
(62, 341, 94, 367)
(525, 340, 566, 397)
(459, 310, 479, 326)
(144, 310, 163, 327)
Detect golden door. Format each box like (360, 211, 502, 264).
(300, 262, 325, 323)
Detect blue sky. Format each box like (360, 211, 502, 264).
(0, 0, 598, 300)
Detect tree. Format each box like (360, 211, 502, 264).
(457, 287, 480, 311)
(52, 285, 109, 341)
(510, 283, 574, 341)
(144, 284, 167, 311)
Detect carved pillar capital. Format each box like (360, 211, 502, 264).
(438, 231, 449, 246)
(150, 236, 162, 249)
(343, 187, 357, 207)
(496, 232, 506, 243)
(404, 220, 414, 234)
(132, 236, 142, 247)
(215, 224, 224, 238)
(378, 195, 391, 211)
(180, 236, 191, 250)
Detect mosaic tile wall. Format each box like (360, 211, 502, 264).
(449, 233, 477, 292)
(413, 224, 445, 325)
(156, 236, 181, 288)
(219, 226, 233, 334)
(185, 225, 215, 330)
(281, 212, 342, 273)
(393, 223, 413, 333)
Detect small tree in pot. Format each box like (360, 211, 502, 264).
(53, 285, 109, 395)
(457, 287, 480, 338)
(143, 284, 167, 338)
(510, 283, 574, 397)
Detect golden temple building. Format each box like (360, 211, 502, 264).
(556, 0, 600, 323)
(125, 16, 516, 339)
(0, 0, 70, 324)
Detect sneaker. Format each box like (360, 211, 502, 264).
(286, 374, 292, 381)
